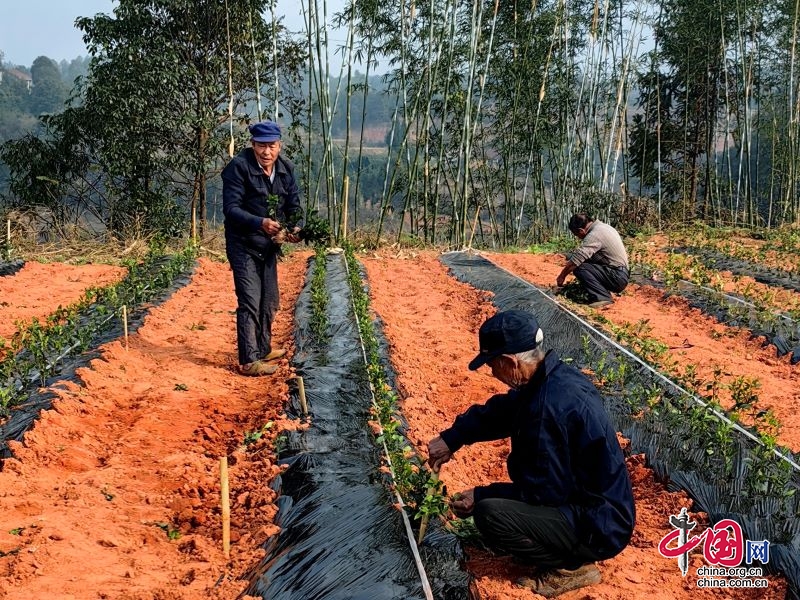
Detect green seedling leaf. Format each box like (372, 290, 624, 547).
(9, 528, 24, 535)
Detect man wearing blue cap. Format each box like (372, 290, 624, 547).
(427, 310, 634, 598)
(222, 120, 303, 376)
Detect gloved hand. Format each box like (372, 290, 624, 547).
(427, 435, 453, 472)
(450, 488, 475, 518)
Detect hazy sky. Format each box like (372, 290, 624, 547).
(0, 0, 337, 68)
(1, 1, 115, 66)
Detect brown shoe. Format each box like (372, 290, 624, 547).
(262, 348, 287, 362)
(240, 360, 279, 376)
(588, 299, 613, 309)
(517, 564, 601, 598)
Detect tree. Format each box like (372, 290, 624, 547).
(3, 0, 306, 239)
(28, 56, 68, 116)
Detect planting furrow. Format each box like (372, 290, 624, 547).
(244, 251, 473, 599)
(441, 251, 800, 598)
(673, 247, 800, 294)
(628, 274, 800, 365)
(0, 250, 196, 459)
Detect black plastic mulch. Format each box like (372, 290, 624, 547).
(0, 259, 197, 461)
(242, 253, 475, 600)
(441, 251, 800, 600)
(672, 246, 800, 294)
(0, 259, 24, 277)
(628, 271, 800, 365)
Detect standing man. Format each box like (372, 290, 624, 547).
(555, 213, 629, 309)
(428, 310, 635, 598)
(222, 120, 302, 376)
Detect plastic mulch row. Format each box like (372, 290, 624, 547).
(243, 252, 475, 600)
(0, 258, 197, 461)
(628, 271, 800, 365)
(440, 250, 800, 600)
(0, 259, 24, 277)
(673, 246, 800, 294)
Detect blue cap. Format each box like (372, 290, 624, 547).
(468, 310, 544, 370)
(249, 120, 282, 142)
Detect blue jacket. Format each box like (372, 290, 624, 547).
(440, 350, 635, 560)
(222, 148, 302, 254)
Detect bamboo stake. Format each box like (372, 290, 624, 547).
(295, 376, 308, 417)
(6, 219, 10, 246)
(341, 176, 349, 241)
(416, 471, 439, 545)
(220, 456, 231, 558)
(121, 305, 129, 349)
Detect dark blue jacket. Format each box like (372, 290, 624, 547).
(440, 350, 635, 560)
(222, 148, 302, 254)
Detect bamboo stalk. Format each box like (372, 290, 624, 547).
(295, 376, 308, 417)
(122, 305, 129, 349)
(220, 456, 231, 558)
(341, 176, 349, 241)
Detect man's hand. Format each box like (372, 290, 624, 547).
(556, 274, 566, 287)
(286, 226, 301, 244)
(450, 488, 475, 518)
(427, 435, 453, 472)
(261, 218, 281, 236)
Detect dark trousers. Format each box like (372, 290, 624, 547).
(574, 262, 629, 303)
(226, 240, 280, 365)
(473, 497, 599, 570)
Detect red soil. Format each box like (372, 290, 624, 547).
(0, 248, 792, 599)
(0, 262, 127, 340)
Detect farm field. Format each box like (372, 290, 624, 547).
(0, 234, 797, 599)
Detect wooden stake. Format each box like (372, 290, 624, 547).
(341, 176, 349, 241)
(5, 219, 10, 246)
(121, 305, 129, 349)
(295, 376, 308, 417)
(220, 456, 231, 558)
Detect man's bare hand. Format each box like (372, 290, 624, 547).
(261, 218, 281, 236)
(450, 488, 475, 518)
(286, 227, 301, 243)
(427, 435, 453, 472)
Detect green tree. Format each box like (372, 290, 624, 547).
(28, 56, 69, 116)
(2, 0, 305, 238)
(630, 0, 736, 223)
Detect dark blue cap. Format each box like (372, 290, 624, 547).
(249, 120, 282, 142)
(468, 310, 544, 370)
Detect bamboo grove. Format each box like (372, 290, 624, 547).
(300, 0, 800, 248)
(3, 0, 800, 248)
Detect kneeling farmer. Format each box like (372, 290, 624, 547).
(428, 310, 635, 598)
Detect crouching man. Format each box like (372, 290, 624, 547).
(428, 310, 635, 598)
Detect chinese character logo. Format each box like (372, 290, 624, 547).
(658, 509, 770, 576)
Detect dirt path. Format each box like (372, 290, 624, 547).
(361, 249, 786, 600)
(0, 253, 310, 599)
(0, 262, 127, 340)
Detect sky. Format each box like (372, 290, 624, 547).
(1, 0, 115, 67)
(0, 0, 337, 68)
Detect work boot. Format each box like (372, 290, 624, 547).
(516, 563, 601, 598)
(588, 299, 613, 309)
(262, 348, 287, 362)
(240, 360, 279, 376)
